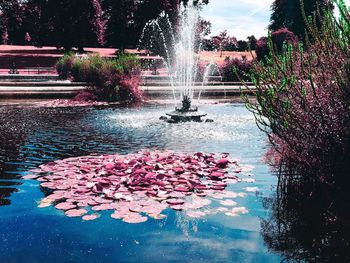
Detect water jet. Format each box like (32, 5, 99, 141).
(140, 1, 215, 122)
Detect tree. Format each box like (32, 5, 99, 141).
(211, 30, 230, 56)
(0, 0, 209, 49)
(0, 0, 106, 50)
(237, 40, 248, 51)
(0, 0, 25, 44)
(197, 18, 211, 37)
(247, 35, 257, 50)
(255, 28, 297, 61)
(269, 0, 332, 40)
(49, 0, 106, 51)
(224, 36, 238, 51)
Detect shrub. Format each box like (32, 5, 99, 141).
(271, 28, 298, 53)
(118, 74, 142, 102)
(73, 91, 97, 102)
(56, 53, 143, 103)
(256, 37, 269, 61)
(244, 6, 350, 185)
(56, 52, 76, 79)
(221, 57, 253, 82)
(115, 53, 141, 75)
(256, 28, 297, 61)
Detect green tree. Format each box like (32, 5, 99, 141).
(269, 0, 332, 40)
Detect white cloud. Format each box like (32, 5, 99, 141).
(201, 0, 274, 39)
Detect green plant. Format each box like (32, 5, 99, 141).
(56, 52, 75, 79)
(56, 53, 142, 102)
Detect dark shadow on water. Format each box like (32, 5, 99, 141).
(261, 170, 350, 262)
(0, 106, 91, 206)
(0, 104, 163, 206)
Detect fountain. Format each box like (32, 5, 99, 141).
(165, 95, 207, 122)
(139, 0, 213, 123)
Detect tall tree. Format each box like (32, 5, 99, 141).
(103, 0, 209, 48)
(0, 0, 105, 50)
(0, 0, 25, 44)
(247, 35, 257, 50)
(269, 0, 332, 40)
(49, 0, 106, 50)
(1, 0, 208, 48)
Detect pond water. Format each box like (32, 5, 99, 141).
(0, 102, 281, 262)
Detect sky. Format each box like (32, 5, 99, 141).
(201, 0, 274, 40)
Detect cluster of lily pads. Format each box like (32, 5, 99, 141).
(24, 150, 255, 223)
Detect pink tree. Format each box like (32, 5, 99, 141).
(91, 0, 106, 46)
(24, 32, 31, 45)
(2, 27, 8, 44)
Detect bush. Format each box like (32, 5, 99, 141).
(221, 57, 253, 82)
(73, 91, 97, 102)
(244, 6, 350, 185)
(256, 28, 297, 61)
(118, 74, 142, 102)
(56, 52, 75, 79)
(271, 28, 298, 53)
(56, 53, 143, 102)
(115, 53, 141, 75)
(256, 37, 269, 61)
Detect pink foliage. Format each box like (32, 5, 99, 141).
(118, 74, 143, 103)
(25, 32, 31, 44)
(256, 37, 268, 61)
(25, 150, 254, 222)
(221, 57, 253, 82)
(91, 0, 106, 46)
(256, 28, 297, 61)
(73, 91, 97, 102)
(253, 40, 350, 184)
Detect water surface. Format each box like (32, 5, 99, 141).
(0, 103, 280, 262)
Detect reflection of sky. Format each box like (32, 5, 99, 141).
(201, 0, 274, 39)
(0, 104, 280, 262)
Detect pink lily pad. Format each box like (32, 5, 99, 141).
(82, 214, 100, 221)
(166, 198, 185, 205)
(29, 150, 254, 223)
(55, 202, 76, 211)
(216, 159, 230, 168)
(122, 214, 148, 224)
(220, 200, 237, 207)
(22, 174, 38, 180)
(65, 209, 88, 217)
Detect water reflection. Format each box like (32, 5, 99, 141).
(261, 171, 350, 262)
(0, 103, 259, 208)
(0, 106, 90, 206)
(0, 107, 29, 205)
(0, 103, 281, 262)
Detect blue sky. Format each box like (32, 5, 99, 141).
(201, 0, 274, 40)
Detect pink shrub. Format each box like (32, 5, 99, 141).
(256, 37, 268, 61)
(56, 54, 143, 103)
(271, 28, 298, 53)
(256, 28, 297, 61)
(221, 57, 253, 82)
(245, 13, 350, 185)
(118, 74, 143, 102)
(73, 91, 97, 102)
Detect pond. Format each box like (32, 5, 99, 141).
(0, 102, 281, 262)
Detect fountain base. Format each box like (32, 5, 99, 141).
(162, 95, 209, 123)
(165, 109, 207, 122)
